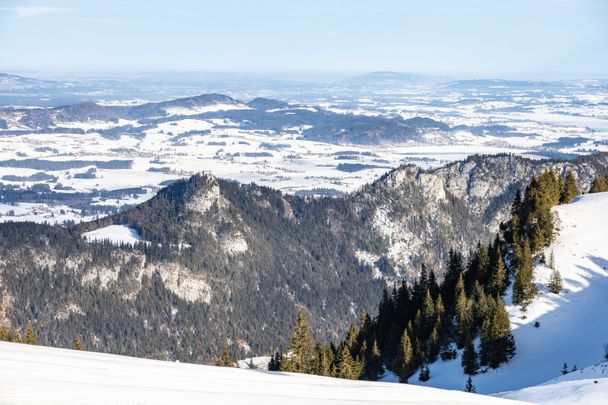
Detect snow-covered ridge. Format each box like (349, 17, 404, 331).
(0, 342, 529, 405)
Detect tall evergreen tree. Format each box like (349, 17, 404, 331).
(216, 339, 234, 367)
(397, 329, 414, 383)
(461, 339, 479, 375)
(513, 238, 537, 313)
(480, 298, 515, 368)
(24, 325, 37, 345)
(73, 336, 83, 350)
(560, 172, 579, 204)
(465, 376, 477, 393)
(280, 309, 315, 374)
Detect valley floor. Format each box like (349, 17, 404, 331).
(0, 341, 527, 405)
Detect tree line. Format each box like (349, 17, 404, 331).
(246, 169, 580, 385)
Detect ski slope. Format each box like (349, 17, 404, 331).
(497, 362, 608, 405)
(0, 342, 528, 405)
(413, 192, 608, 394)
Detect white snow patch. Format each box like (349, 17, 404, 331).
(0, 342, 529, 405)
(82, 225, 145, 246)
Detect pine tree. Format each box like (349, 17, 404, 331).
(215, 339, 233, 367)
(418, 364, 430, 382)
(489, 248, 508, 296)
(560, 172, 579, 204)
(513, 238, 537, 314)
(280, 309, 314, 374)
(465, 376, 476, 393)
(455, 273, 470, 348)
(548, 268, 563, 294)
(268, 352, 282, 371)
(461, 339, 479, 375)
(363, 340, 383, 380)
(0, 326, 9, 341)
(73, 336, 83, 350)
(24, 325, 37, 345)
(480, 298, 515, 368)
(12, 330, 22, 343)
(334, 343, 362, 380)
(397, 329, 414, 383)
(562, 362, 569, 375)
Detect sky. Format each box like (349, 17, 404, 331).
(0, 0, 607, 79)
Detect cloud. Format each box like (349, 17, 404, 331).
(0, 6, 71, 18)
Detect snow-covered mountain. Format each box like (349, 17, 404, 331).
(0, 341, 529, 405)
(411, 192, 608, 395)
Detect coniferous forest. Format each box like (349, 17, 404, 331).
(268, 169, 582, 383)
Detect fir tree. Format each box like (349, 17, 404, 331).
(397, 329, 414, 383)
(418, 364, 430, 382)
(562, 362, 569, 375)
(268, 352, 282, 371)
(0, 326, 9, 341)
(455, 273, 470, 348)
(461, 339, 479, 375)
(465, 376, 476, 393)
(216, 339, 233, 367)
(480, 298, 515, 368)
(560, 172, 579, 204)
(363, 340, 383, 380)
(334, 343, 362, 380)
(548, 268, 563, 294)
(280, 309, 314, 374)
(73, 336, 83, 350)
(12, 330, 22, 343)
(513, 238, 537, 313)
(24, 325, 37, 345)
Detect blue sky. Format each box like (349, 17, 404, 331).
(0, 0, 607, 79)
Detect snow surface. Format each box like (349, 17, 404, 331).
(412, 192, 608, 394)
(82, 224, 145, 246)
(497, 362, 608, 405)
(0, 342, 529, 405)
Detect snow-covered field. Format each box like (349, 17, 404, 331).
(1, 80, 608, 223)
(0, 342, 529, 405)
(497, 363, 608, 405)
(82, 224, 145, 246)
(412, 192, 608, 396)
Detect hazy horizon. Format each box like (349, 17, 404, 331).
(1, 0, 607, 80)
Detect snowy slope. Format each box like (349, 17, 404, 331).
(0, 342, 529, 405)
(497, 362, 608, 405)
(412, 192, 608, 394)
(82, 224, 145, 245)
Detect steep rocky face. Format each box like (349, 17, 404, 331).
(352, 154, 608, 279)
(0, 153, 607, 363)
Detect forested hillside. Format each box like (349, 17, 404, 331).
(0, 153, 607, 363)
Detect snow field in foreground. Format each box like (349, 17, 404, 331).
(0, 342, 529, 405)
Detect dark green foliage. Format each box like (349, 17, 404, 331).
(513, 238, 537, 313)
(461, 339, 478, 375)
(562, 362, 569, 375)
(560, 172, 579, 204)
(280, 309, 314, 374)
(418, 364, 430, 382)
(268, 352, 282, 371)
(479, 298, 515, 368)
(589, 174, 608, 193)
(465, 376, 476, 393)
